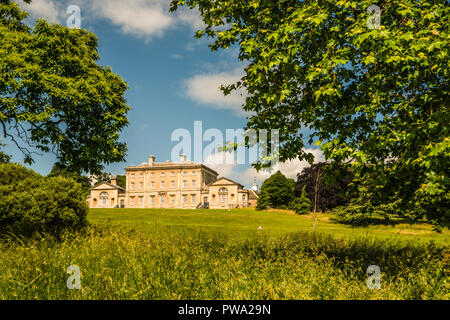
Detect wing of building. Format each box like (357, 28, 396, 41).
(87, 155, 258, 209)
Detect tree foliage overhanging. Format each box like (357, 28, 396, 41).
(171, 0, 449, 226)
(0, 0, 130, 175)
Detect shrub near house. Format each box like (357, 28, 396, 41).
(257, 171, 295, 210)
(0, 163, 88, 235)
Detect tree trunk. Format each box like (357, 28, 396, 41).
(313, 167, 321, 233)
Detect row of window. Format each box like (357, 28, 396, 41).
(130, 180, 197, 190)
(129, 194, 198, 206)
(97, 190, 246, 205)
(211, 189, 246, 202)
(129, 171, 197, 179)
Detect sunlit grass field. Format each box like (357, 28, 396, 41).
(0, 208, 448, 300)
(89, 208, 450, 245)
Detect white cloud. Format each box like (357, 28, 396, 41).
(273, 148, 325, 180)
(18, 0, 204, 41)
(203, 152, 235, 177)
(88, 0, 173, 39)
(170, 53, 184, 59)
(184, 68, 250, 117)
(185, 41, 196, 52)
(176, 6, 204, 30)
(203, 148, 325, 188)
(19, 0, 61, 23)
(87, 0, 204, 40)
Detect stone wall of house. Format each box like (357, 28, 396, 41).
(88, 156, 254, 209)
(207, 183, 249, 209)
(89, 186, 122, 208)
(123, 156, 218, 209)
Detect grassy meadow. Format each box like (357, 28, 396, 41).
(89, 208, 450, 244)
(0, 208, 448, 300)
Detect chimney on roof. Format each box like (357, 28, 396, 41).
(180, 154, 186, 163)
(111, 176, 117, 185)
(149, 155, 155, 166)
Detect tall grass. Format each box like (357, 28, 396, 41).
(0, 225, 448, 300)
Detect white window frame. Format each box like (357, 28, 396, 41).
(219, 188, 228, 203)
(100, 192, 108, 206)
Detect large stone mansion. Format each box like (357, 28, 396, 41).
(87, 155, 259, 209)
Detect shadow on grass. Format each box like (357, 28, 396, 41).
(329, 214, 439, 229)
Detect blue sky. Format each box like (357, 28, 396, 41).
(4, 0, 322, 188)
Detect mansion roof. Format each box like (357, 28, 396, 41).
(90, 182, 125, 192)
(94, 156, 258, 194)
(125, 161, 219, 176)
(209, 177, 245, 189)
(249, 188, 259, 199)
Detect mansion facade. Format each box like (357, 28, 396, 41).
(87, 155, 259, 209)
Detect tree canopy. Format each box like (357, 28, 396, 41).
(116, 175, 126, 189)
(47, 163, 92, 196)
(171, 0, 449, 226)
(257, 171, 295, 209)
(0, 0, 130, 175)
(290, 185, 311, 215)
(294, 162, 353, 212)
(0, 162, 88, 235)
